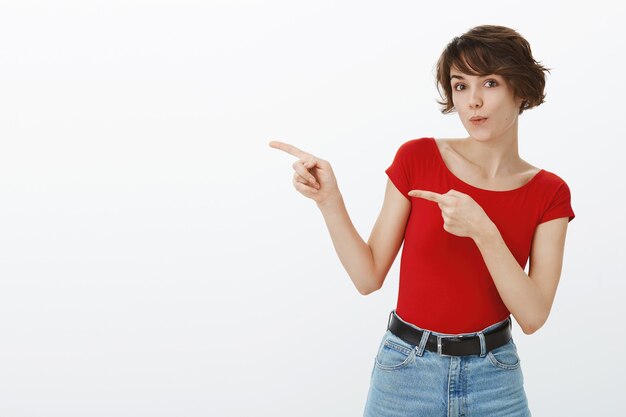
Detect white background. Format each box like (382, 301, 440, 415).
(0, 0, 623, 416)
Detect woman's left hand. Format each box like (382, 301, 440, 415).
(408, 189, 494, 240)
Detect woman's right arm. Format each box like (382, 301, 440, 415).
(269, 140, 411, 295)
(317, 179, 410, 295)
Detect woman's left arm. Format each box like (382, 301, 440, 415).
(407, 188, 571, 335)
(474, 218, 570, 335)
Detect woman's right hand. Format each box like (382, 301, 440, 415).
(269, 140, 341, 207)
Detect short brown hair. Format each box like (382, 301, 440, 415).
(435, 25, 551, 115)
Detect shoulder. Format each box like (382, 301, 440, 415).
(396, 137, 434, 149)
(533, 169, 574, 211)
(392, 137, 435, 157)
(537, 169, 571, 189)
(387, 138, 437, 175)
(534, 168, 575, 224)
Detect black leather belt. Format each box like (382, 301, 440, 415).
(387, 311, 512, 357)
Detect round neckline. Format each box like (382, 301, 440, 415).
(428, 137, 544, 193)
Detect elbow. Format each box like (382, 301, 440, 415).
(521, 324, 538, 335)
(521, 317, 547, 335)
(359, 284, 379, 296)
(358, 278, 382, 296)
(519, 299, 551, 335)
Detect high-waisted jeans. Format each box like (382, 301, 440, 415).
(363, 309, 531, 417)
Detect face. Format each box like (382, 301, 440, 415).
(449, 66, 524, 141)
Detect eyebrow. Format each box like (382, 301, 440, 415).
(450, 74, 494, 81)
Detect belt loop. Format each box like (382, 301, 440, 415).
(477, 331, 486, 358)
(416, 329, 430, 357)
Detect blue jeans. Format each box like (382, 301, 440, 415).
(363, 310, 531, 417)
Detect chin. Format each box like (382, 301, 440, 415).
(466, 130, 492, 141)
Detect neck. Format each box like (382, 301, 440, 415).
(462, 120, 523, 179)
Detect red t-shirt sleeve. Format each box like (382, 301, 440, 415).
(538, 180, 576, 224)
(385, 141, 413, 200)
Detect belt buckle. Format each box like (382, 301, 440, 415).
(437, 335, 469, 357)
(437, 336, 454, 357)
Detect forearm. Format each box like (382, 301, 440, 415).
(317, 194, 377, 295)
(474, 223, 547, 334)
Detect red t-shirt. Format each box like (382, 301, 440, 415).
(385, 137, 575, 334)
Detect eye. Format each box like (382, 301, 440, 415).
(452, 79, 498, 91)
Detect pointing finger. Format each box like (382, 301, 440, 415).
(408, 190, 444, 203)
(269, 140, 311, 160)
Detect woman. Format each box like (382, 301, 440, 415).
(269, 24, 575, 417)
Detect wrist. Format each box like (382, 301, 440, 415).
(474, 220, 499, 247)
(316, 193, 344, 211)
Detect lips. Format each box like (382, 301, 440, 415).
(470, 117, 487, 125)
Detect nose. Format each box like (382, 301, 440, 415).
(468, 89, 482, 109)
